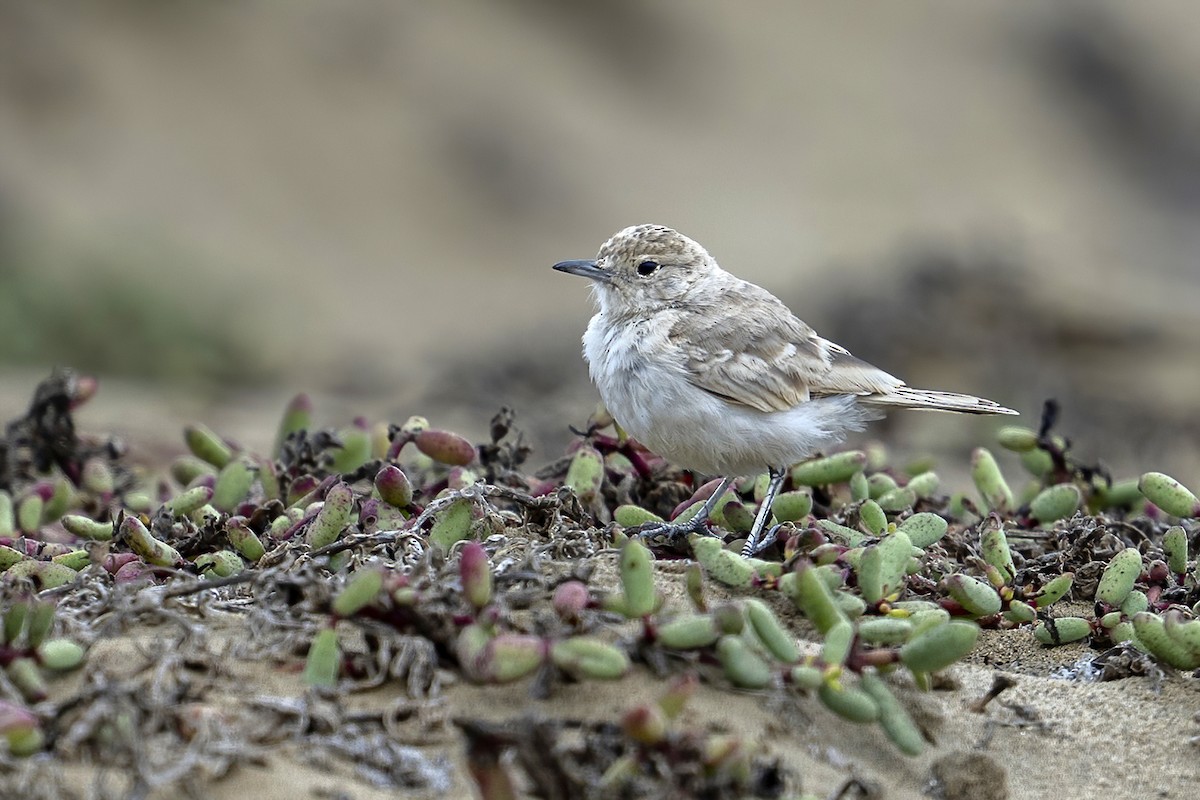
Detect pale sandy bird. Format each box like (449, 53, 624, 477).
(554, 224, 1017, 554)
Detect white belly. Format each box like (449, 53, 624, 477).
(581, 313, 868, 476)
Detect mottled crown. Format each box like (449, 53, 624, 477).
(596, 224, 712, 269)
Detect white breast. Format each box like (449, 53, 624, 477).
(582, 312, 680, 445)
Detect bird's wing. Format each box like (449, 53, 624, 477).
(668, 282, 902, 414)
(812, 340, 905, 397)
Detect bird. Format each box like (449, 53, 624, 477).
(553, 224, 1017, 554)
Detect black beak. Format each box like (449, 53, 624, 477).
(552, 259, 611, 283)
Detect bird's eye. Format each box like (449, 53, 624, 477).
(637, 260, 660, 276)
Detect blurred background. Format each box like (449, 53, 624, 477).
(1, 0, 1197, 485)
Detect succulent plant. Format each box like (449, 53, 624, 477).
(0, 598, 87, 718)
(2, 368, 1197, 778)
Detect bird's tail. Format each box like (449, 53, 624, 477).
(860, 387, 1018, 415)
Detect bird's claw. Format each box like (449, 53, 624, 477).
(741, 523, 786, 558)
(632, 516, 719, 549)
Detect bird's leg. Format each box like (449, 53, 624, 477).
(741, 466, 786, 557)
(635, 477, 731, 547)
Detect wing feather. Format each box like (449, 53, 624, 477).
(667, 281, 902, 413)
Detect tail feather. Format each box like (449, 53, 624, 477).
(860, 387, 1018, 416)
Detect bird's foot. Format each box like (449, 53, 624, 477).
(632, 514, 720, 550)
(742, 523, 786, 558)
(629, 477, 732, 549)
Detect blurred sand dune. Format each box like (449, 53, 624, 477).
(0, 0, 1197, 479)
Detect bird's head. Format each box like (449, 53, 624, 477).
(553, 224, 719, 316)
